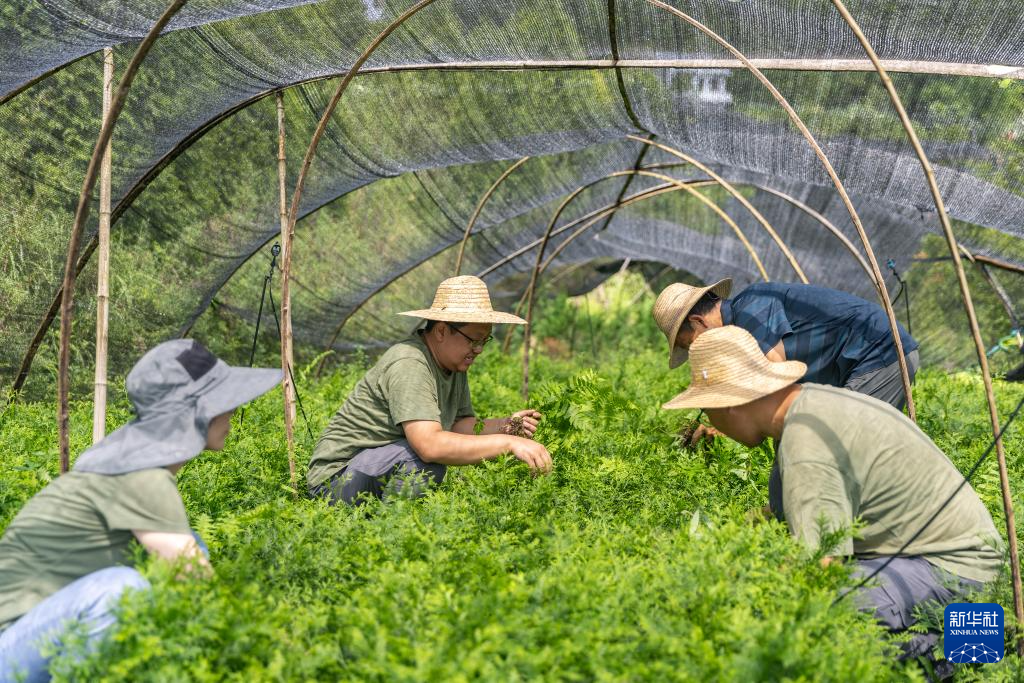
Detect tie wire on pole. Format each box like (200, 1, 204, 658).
(240, 243, 314, 440)
(887, 259, 912, 336)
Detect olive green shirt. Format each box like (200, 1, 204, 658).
(777, 384, 1002, 583)
(0, 468, 191, 630)
(307, 333, 475, 489)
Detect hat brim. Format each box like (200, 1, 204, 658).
(201, 366, 284, 418)
(667, 278, 733, 369)
(398, 309, 526, 325)
(662, 360, 806, 410)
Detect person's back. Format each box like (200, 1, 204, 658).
(0, 340, 282, 682)
(0, 469, 190, 632)
(726, 282, 917, 387)
(775, 384, 1001, 583)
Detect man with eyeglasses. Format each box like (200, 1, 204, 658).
(308, 276, 553, 505)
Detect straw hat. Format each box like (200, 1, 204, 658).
(662, 326, 806, 410)
(652, 278, 733, 369)
(398, 275, 526, 324)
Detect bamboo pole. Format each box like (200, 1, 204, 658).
(479, 177, 875, 284)
(4, 56, 1023, 111)
(282, 0, 436, 381)
(455, 157, 529, 275)
(276, 91, 298, 498)
(57, 0, 188, 473)
(318, 173, 874, 367)
(92, 47, 114, 445)
(504, 164, 774, 356)
(634, 0, 916, 420)
(753, 184, 875, 285)
(830, 0, 1023, 644)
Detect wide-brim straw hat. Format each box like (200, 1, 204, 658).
(662, 325, 807, 410)
(652, 278, 733, 369)
(398, 275, 526, 325)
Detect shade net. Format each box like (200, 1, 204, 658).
(2, 0, 1024, 397)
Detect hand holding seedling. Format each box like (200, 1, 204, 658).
(688, 424, 721, 447)
(505, 409, 542, 439)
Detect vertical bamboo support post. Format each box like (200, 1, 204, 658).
(830, 0, 1024, 646)
(639, 0, 915, 421)
(92, 47, 114, 445)
(455, 157, 529, 275)
(57, 0, 187, 474)
(276, 92, 298, 498)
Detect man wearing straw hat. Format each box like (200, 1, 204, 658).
(652, 280, 920, 411)
(308, 275, 553, 505)
(663, 325, 1001, 665)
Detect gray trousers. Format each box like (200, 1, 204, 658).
(845, 349, 921, 410)
(852, 556, 981, 670)
(310, 440, 446, 506)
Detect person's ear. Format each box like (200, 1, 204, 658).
(687, 314, 706, 330)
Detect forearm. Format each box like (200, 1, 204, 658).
(414, 430, 514, 465)
(451, 416, 511, 436)
(477, 417, 512, 435)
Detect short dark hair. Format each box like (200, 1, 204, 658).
(682, 291, 721, 331)
(424, 320, 464, 333)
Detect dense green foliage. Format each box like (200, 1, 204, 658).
(2, 284, 1024, 681)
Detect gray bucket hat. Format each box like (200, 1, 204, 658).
(73, 339, 283, 475)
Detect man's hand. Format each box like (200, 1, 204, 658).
(507, 436, 553, 475)
(509, 409, 542, 439)
(689, 423, 721, 447)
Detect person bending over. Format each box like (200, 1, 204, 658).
(654, 279, 919, 410)
(308, 276, 553, 506)
(663, 326, 1001, 668)
(0, 340, 282, 682)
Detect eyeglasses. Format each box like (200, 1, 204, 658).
(450, 326, 493, 350)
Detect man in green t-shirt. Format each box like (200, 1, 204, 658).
(662, 325, 1002, 665)
(309, 276, 553, 505)
(0, 340, 281, 681)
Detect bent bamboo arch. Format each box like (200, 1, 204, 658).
(13, 35, 999, 394)
(454, 156, 530, 275)
(635, 0, 914, 419)
(517, 167, 776, 394)
(831, 0, 1023, 647)
(54, 0, 188, 470)
(56, 0, 1020, 432)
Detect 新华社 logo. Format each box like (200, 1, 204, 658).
(944, 603, 1003, 664)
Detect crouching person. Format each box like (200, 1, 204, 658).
(0, 340, 282, 682)
(662, 326, 1002, 667)
(309, 276, 553, 506)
